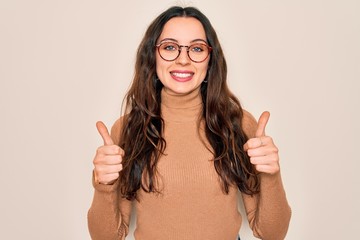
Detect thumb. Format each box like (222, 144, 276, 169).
(96, 121, 114, 146)
(255, 111, 270, 137)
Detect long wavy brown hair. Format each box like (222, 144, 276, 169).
(118, 6, 259, 200)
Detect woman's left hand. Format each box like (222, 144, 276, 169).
(243, 111, 280, 175)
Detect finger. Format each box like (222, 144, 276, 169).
(255, 111, 270, 137)
(97, 173, 120, 185)
(250, 156, 269, 165)
(244, 136, 273, 151)
(254, 164, 280, 175)
(250, 155, 279, 165)
(96, 121, 114, 146)
(96, 145, 123, 156)
(94, 154, 122, 165)
(244, 138, 263, 151)
(95, 164, 123, 175)
(247, 146, 278, 158)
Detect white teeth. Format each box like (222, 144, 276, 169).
(171, 72, 192, 78)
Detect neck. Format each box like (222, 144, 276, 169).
(161, 88, 203, 122)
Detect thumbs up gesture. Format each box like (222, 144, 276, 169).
(93, 121, 124, 184)
(244, 112, 280, 175)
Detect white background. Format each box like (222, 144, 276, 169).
(1, 0, 359, 239)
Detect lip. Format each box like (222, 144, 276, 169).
(170, 70, 194, 82)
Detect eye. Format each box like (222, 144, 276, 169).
(190, 44, 205, 52)
(162, 43, 178, 51)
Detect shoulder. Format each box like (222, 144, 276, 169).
(110, 116, 126, 145)
(242, 109, 258, 138)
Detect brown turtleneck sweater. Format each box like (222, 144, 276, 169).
(88, 89, 291, 240)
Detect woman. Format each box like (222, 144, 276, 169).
(88, 6, 291, 240)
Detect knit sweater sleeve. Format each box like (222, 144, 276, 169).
(87, 118, 132, 240)
(241, 110, 291, 240)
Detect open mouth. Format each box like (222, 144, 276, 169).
(170, 71, 194, 82)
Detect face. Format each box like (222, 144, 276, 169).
(156, 17, 210, 96)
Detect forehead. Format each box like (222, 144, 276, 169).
(159, 17, 206, 42)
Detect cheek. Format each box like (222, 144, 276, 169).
(199, 62, 209, 77)
(155, 56, 167, 77)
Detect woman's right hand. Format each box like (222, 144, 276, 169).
(93, 121, 124, 185)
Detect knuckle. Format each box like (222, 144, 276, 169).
(114, 164, 122, 172)
(112, 145, 120, 152)
(96, 146, 103, 154)
(94, 165, 104, 174)
(93, 156, 100, 165)
(271, 166, 280, 174)
(273, 146, 279, 153)
(93, 155, 104, 165)
(99, 177, 109, 184)
(119, 148, 125, 156)
(265, 136, 272, 142)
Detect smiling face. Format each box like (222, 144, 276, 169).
(156, 17, 210, 96)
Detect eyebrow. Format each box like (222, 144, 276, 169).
(159, 38, 208, 44)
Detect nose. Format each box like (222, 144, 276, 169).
(175, 46, 191, 65)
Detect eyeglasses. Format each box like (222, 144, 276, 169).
(155, 42, 212, 63)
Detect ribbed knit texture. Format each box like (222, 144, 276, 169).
(88, 88, 291, 240)
(133, 89, 241, 240)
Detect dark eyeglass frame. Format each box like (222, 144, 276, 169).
(155, 42, 212, 63)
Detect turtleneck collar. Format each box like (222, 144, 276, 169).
(161, 88, 203, 122)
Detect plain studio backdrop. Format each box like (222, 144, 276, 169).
(0, 0, 359, 239)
